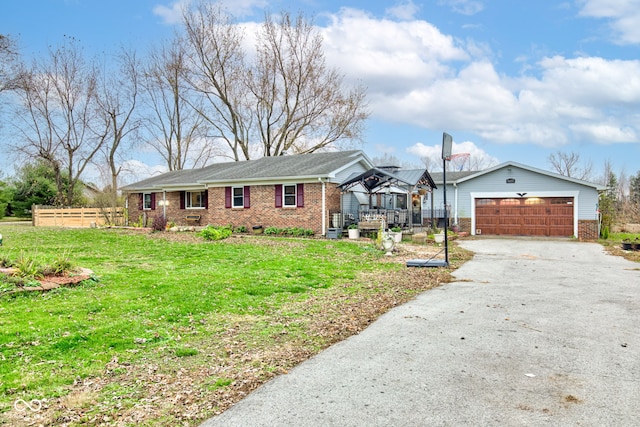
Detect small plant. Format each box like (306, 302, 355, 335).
(14, 251, 42, 279)
(264, 226, 281, 235)
(0, 253, 13, 268)
(263, 226, 313, 237)
(47, 251, 75, 276)
(151, 215, 168, 232)
(601, 226, 609, 240)
(174, 347, 199, 357)
(348, 223, 358, 229)
(234, 225, 247, 233)
(390, 226, 402, 232)
(200, 225, 233, 241)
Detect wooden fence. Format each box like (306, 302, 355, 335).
(32, 206, 124, 227)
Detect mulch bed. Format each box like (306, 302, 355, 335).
(0, 267, 94, 293)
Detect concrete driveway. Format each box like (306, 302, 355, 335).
(201, 239, 640, 426)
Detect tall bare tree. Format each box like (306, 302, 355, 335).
(181, 3, 368, 160)
(548, 151, 593, 181)
(182, 2, 250, 161)
(12, 37, 102, 206)
(0, 34, 20, 93)
(141, 39, 213, 170)
(94, 48, 141, 221)
(250, 12, 368, 156)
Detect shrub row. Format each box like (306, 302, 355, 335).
(263, 226, 314, 237)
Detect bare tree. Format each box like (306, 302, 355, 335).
(182, 2, 250, 161)
(141, 38, 213, 170)
(422, 153, 495, 172)
(12, 37, 103, 206)
(0, 34, 20, 93)
(250, 12, 368, 156)
(548, 151, 593, 181)
(181, 3, 368, 160)
(94, 48, 141, 221)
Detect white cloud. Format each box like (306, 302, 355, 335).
(438, 0, 485, 15)
(407, 140, 498, 169)
(152, 0, 188, 25)
(321, 8, 468, 92)
(385, 1, 420, 21)
(569, 122, 638, 143)
(578, 0, 640, 44)
(317, 8, 640, 147)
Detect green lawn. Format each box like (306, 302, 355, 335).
(0, 226, 463, 426)
(600, 232, 640, 263)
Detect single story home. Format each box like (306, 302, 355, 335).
(121, 150, 436, 236)
(425, 161, 606, 239)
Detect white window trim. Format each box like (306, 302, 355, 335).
(232, 186, 244, 208)
(185, 190, 206, 210)
(283, 184, 297, 208)
(143, 192, 153, 210)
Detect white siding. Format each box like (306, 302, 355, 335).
(431, 165, 600, 222)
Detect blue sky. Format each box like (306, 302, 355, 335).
(2, 0, 640, 184)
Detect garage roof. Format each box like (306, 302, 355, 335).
(434, 161, 606, 190)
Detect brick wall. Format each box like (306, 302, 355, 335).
(126, 182, 341, 234)
(457, 217, 472, 234)
(578, 219, 599, 240)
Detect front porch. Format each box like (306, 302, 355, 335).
(330, 207, 452, 231)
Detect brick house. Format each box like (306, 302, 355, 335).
(121, 150, 386, 235)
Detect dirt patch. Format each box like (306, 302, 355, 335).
(0, 267, 94, 293)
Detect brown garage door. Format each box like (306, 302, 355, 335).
(475, 197, 574, 236)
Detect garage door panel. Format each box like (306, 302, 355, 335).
(476, 197, 573, 237)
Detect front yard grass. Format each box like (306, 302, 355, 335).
(600, 232, 640, 263)
(0, 227, 471, 426)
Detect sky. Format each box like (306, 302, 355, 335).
(2, 0, 640, 184)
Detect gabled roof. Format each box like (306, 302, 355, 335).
(122, 150, 373, 191)
(429, 170, 476, 185)
(430, 162, 606, 190)
(338, 167, 436, 192)
(455, 161, 607, 190)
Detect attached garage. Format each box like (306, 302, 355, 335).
(475, 197, 574, 236)
(427, 161, 606, 240)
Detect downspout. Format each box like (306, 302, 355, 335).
(319, 178, 326, 235)
(453, 183, 459, 225)
(162, 190, 167, 218)
(408, 185, 413, 230)
(124, 193, 129, 226)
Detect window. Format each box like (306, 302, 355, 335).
(225, 186, 250, 208)
(283, 184, 296, 207)
(525, 198, 545, 205)
(233, 187, 244, 208)
(550, 198, 573, 205)
(186, 191, 206, 209)
(143, 193, 153, 210)
(476, 199, 496, 206)
(275, 184, 304, 208)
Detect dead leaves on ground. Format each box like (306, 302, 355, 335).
(4, 241, 466, 427)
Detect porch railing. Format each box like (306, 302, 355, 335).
(330, 207, 451, 229)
